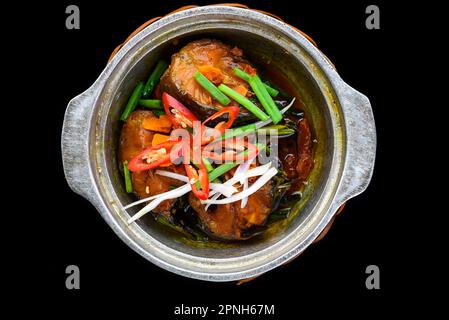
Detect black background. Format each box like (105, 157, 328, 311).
(11, 0, 428, 317)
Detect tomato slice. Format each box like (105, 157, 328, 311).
(200, 106, 240, 145)
(162, 92, 198, 128)
(128, 140, 182, 172)
(201, 138, 259, 162)
(185, 160, 210, 200)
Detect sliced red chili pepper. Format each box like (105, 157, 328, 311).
(200, 106, 240, 144)
(162, 92, 198, 128)
(185, 160, 209, 200)
(128, 140, 182, 172)
(201, 138, 259, 162)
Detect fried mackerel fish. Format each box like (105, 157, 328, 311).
(119, 110, 185, 217)
(118, 38, 314, 242)
(160, 39, 257, 121)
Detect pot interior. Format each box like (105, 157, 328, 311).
(95, 16, 343, 263)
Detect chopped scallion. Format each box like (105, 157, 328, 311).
(123, 161, 133, 193)
(152, 110, 166, 117)
(120, 82, 144, 121)
(233, 67, 279, 97)
(142, 60, 168, 98)
(202, 157, 215, 172)
(139, 99, 163, 109)
(194, 71, 231, 106)
(218, 84, 269, 121)
(249, 75, 283, 124)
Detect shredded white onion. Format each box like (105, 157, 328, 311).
(206, 161, 271, 200)
(255, 97, 296, 129)
(127, 184, 191, 224)
(210, 183, 238, 197)
(155, 170, 237, 197)
(228, 157, 253, 209)
(205, 192, 221, 211)
(241, 178, 249, 208)
(155, 170, 189, 183)
(234, 158, 253, 185)
(203, 167, 278, 205)
(234, 160, 251, 178)
(236, 159, 252, 209)
(223, 162, 271, 189)
(211, 162, 270, 193)
(124, 183, 189, 209)
(204, 158, 254, 210)
(245, 162, 272, 178)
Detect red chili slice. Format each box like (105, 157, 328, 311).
(162, 92, 198, 128)
(128, 140, 182, 172)
(185, 160, 210, 200)
(201, 138, 259, 162)
(200, 106, 240, 144)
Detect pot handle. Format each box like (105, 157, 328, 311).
(334, 84, 376, 205)
(61, 86, 97, 203)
